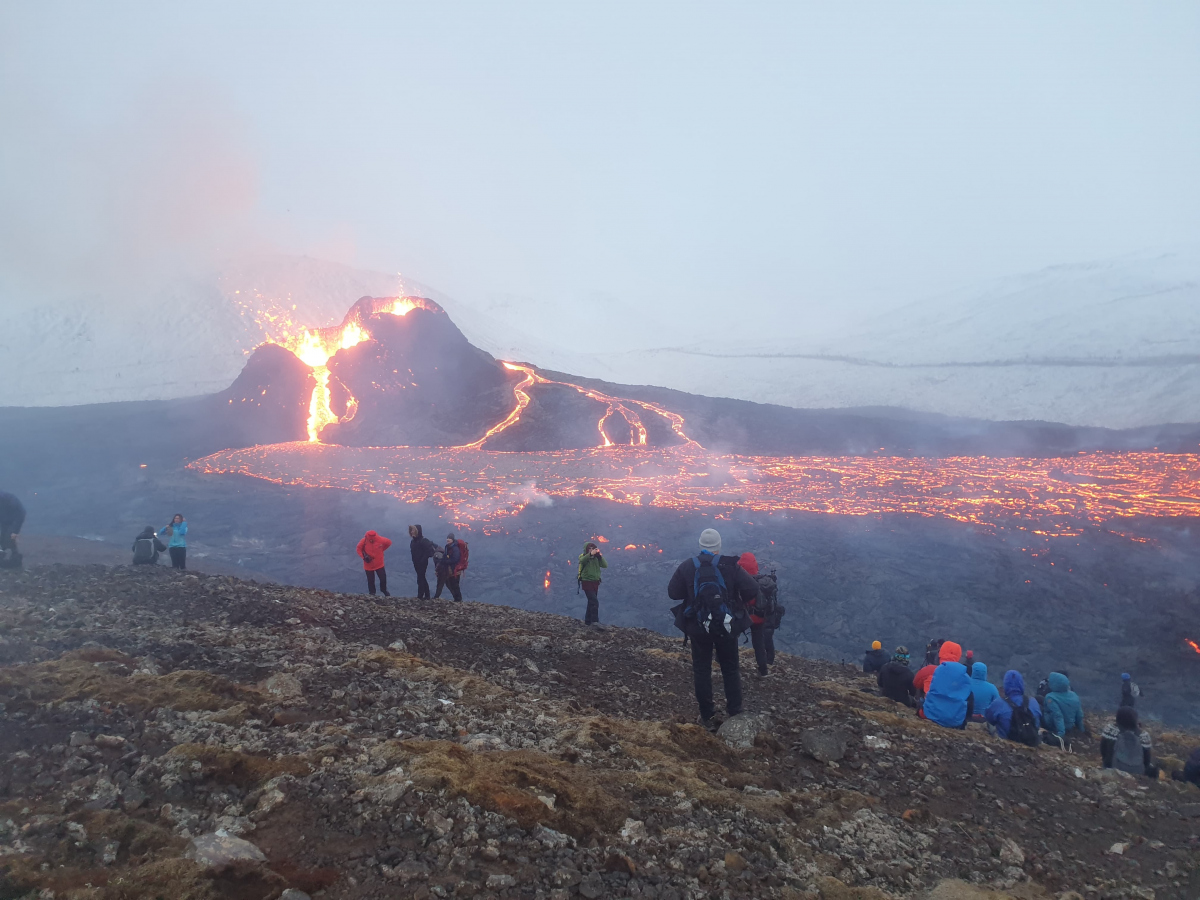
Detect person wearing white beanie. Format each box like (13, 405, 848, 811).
(667, 527, 761, 730)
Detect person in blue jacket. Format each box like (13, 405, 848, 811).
(920, 641, 973, 729)
(159, 514, 188, 569)
(985, 670, 1041, 740)
(968, 662, 1000, 722)
(1042, 671, 1085, 745)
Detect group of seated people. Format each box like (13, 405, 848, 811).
(863, 638, 1199, 783)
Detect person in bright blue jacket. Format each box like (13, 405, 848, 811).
(1042, 672, 1085, 740)
(968, 662, 1000, 721)
(158, 514, 188, 570)
(985, 670, 1041, 740)
(920, 641, 973, 729)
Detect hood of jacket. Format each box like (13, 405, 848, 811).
(411, 525, 424, 539)
(738, 552, 759, 576)
(939, 641, 962, 663)
(1048, 672, 1070, 693)
(366, 530, 378, 538)
(1003, 670, 1026, 699)
(138, 527, 155, 537)
(971, 662, 989, 682)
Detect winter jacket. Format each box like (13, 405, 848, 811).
(913, 665, 936, 696)
(0, 492, 25, 532)
(1120, 680, 1140, 708)
(132, 528, 167, 563)
(921, 642, 973, 728)
(877, 661, 916, 705)
(1101, 723, 1153, 776)
(984, 670, 1042, 740)
(409, 525, 437, 569)
(862, 648, 890, 674)
(437, 540, 463, 575)
(968, 663, 1000, 713)
(578, 546, 608, 583)
(356, 531, 392, 571)
(737, 553, 772, 626)
(1043, 672, 1084, 737)
(1172, 747, 1200, 785)
(159, 521, 187, 548)
(667, 552, 758, 637)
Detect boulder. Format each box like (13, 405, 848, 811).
(263, 673, 304, 700)
(185, 833, 267, 870)
(802, 727, 851, 763)
(717, 713, 770, 749)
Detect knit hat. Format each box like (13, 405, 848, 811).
(698, 528, 722, 556)
(893, 646, 909, 663)
(1122, 672, 1131, 681)
(871, 640, 882, 650)
(447, 532, 455, 540)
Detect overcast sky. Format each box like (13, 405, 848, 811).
(2, 2, 1198, 339)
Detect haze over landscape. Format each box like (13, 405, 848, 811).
(2, 6, 1200, 900)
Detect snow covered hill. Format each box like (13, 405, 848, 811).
(3, 249, 1197, 429)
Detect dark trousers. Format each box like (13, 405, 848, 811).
(690, 629, 743, 720)
(168, 547, 186, 569)
(366, 567, 388, 596)
(434, 570, 462, 602)
(414, 563, 431, 599)
(581, 581, 600, 624)
(750, 623, 776, 674)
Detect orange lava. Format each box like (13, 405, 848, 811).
(188, 444, 1200, 537)
(1187, 639, 1200, 654)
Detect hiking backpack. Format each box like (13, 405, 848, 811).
(132, 537, 157, 564)
(454, 539, 469, 573)
(690, 554, 734, 636)
(1006, 698, 1040, 747)
(753, 570, 785, 629)
(1112, 730, 1144, 775)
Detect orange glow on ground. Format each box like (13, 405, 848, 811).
(190, 445, 1200, 537)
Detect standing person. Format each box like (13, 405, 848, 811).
(1101, 706, 1158, 778)
(577, 541, 607, 624)
(131, 526, 166, 565)
(737, 552, 776, 678)
(434, 533, 464, 602)
(862, 641, 890, 674)
(408, 525, 437, 599)
(0, 491, 25, 569)
(877, 647, 917, 706)
(667, 528, 759, 731)
(356, 529, 392, 597)
(1119, 673, 1140, 708)
(158, 514, 188, 570)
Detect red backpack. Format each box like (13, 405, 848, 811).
(454, 539, 469, 573)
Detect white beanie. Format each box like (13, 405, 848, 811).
(698, 528, 722, 556)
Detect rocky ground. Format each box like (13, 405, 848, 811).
(0, 565, 1198, 900)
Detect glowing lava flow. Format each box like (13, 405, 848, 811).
(261, 296, 441, 442)
(1187, 639, 1200, 654)
(458, 362, 695, 450)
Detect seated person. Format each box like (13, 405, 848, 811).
(919, 641, 973, 729)
(968, 662, 999, 723)
(131, 526, 167, 565)
(862, 640, 890, 674)
(984, 670, 1042, 745)
(1041, 671, 1086, 748)
(1101, 707, 1158, 778)
(877, 646, 917, 706)
(1171, 747, 1200, 786)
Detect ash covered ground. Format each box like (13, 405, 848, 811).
(2, 564, 1200, 900)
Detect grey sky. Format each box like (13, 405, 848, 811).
(2, 2, 1199, 340)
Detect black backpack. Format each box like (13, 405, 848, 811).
(132, 537, 157, 564)
(1006, 698, 1040, 746)
(753, 570, 785, 629)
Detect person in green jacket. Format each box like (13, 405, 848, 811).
(577, 541, 608, 624)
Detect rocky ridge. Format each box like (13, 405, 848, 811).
(0, 565, 1198, 900)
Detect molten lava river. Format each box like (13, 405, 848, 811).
(203, 294, 1200, 537)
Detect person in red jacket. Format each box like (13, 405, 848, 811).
(737, 552, 775, 678)
(356, 530, 392, 597)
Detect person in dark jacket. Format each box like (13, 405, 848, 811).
(737, 552, 774, 678)
(924, 638, 945, 666)
(667, 528, 759, 731)
(1170, 747, 1200, 786)
(131, 526, 167, 565)
(877, 646, 917, 706)
(1101, 706, 1157, 778)
(862, 641, 890, 674)
(434, 533, 463, 602)
(0, 491, 25, 567)
(577, 541, 608, 624)
(356, 530, 392, 597)
(1119, 672, 1141, 708)
(408, 525, 437, 599)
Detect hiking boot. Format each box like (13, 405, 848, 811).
(698, 715, 719, 733)
(382, 590, 391, 597)
(754, 668, 770, 680)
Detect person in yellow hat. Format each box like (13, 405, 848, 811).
(863, 640, 890, 674)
